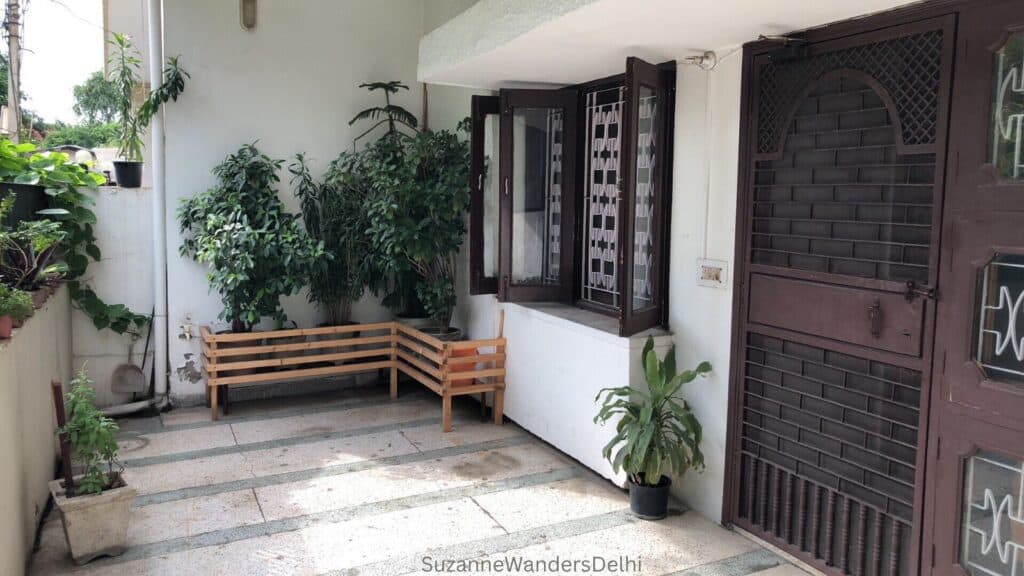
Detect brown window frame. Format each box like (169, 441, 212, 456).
(469, 95, 500, 295)
(467, 60, 675, 336)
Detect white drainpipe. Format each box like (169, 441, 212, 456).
(147, 0, 169, 408)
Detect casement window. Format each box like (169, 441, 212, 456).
(470, 57, 675, 336)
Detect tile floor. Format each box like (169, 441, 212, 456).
(28, 381, 808, 576)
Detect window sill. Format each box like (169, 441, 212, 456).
(502, 301, 671, 347)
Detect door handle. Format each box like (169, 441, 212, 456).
(868, 299, 882, 337)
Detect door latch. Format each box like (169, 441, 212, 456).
(868, 299, 882, 337)
(904, 281, 937, 302)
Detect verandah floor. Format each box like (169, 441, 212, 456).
(28, 380, 806, 576)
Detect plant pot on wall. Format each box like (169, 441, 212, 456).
(48, 475, 136, 564)
(0, 315, 12, 339)
(0, 182, 47, 226)
(628, 476, 672, 520)
(112, 161, 142, 188)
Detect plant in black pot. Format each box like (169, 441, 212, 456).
(108, 33, 188, 188)
(594, 336, 711, 520)
(178, 143, 324, 334)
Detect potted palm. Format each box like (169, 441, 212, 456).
(49, 369, 135, 564)
(594, 337, 711, 519)
(107, 33, 188, 188)
(291, 152, 380, 329)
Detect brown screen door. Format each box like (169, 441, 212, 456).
(925, 1, 1024, 574)
(726, 13, 955, 576)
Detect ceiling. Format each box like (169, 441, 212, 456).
(418, 0, 924, 88)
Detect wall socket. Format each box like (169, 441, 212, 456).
(697, 258, 729, 288)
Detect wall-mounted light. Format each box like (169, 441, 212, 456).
(240, 0, 257, 31)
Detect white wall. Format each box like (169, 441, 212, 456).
(664, 52, 743, 522)
(0, 288, 71, 576)
(71, 186, 155, 407)
(159, 0, 480, 402)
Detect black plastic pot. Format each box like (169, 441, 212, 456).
(113, 160, 143, 188)
(0, 182, 48, 226)
(628, 475, 672, 520)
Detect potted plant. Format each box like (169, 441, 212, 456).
(0, 139, 105, 226)
(0, 283, 33, 337)
(49, 369, 135, 564)
(594, 336, 711, 520)
(367, 124, 470, 339)
(291, 152, 380, 329)
(178, 143, 324, 334)
(107, 33, 188, 188)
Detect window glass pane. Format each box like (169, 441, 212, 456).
(960, 450, 1024, 576)
(975, 253, 1024, 384)
(991, 32, 1024, 180)
(512, 107, 563, 285)
(581, 87, 624, 308)
(482, 113, 500, 277)
(631, 86, 657, 311)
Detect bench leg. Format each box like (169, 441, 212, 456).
(210, 385, 219, 421)
(222, 385, 230, 415)
(492, 387, 504, 426)
(390, 365, 398, 399)
(442, 393, 453, 432)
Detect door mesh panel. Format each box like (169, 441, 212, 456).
(751, 76, 935, 284)
(739, 333, 921, 576)
(756, 30, 943, 154)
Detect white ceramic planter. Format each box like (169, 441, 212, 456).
(48, 476, 136, 565)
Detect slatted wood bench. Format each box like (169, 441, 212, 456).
(200, 318, 506, 432)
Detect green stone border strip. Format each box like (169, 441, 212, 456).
(134, 433, 535, 506)
(123, 415, 441, 468)
(92, 467, 586, 567)
(665, 548, 785, 576)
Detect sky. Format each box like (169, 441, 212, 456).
(20, 0, 104, 124)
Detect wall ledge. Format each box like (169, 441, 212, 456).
(502, 301, 671, 348)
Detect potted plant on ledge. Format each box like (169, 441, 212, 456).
(49, 369, 135, 564)
(0, 283, 33, 337)
(594, 336, 711, 520)
(108, 32, 188, 188)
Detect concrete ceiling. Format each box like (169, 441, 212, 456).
(418, 0, 924, 88)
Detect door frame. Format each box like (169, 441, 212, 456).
(723, 2, 967, 575)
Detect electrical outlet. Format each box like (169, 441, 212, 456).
(697, 258, 728, 288)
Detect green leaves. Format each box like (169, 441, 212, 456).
(178, 143, 324, 331)
(57, 369, 122, 496)
(593, 335, 712, 486)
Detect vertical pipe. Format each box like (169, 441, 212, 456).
(51, 380, 74, 494)
(147, 0, 169, 405)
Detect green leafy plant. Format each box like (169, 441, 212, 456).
(178, 143, 325, 332)
(364, 121, 471, 328)
(594, 337, 711, 486)
(0, 207, 66, 290)
(108, 32, 143, 162)
(108, 33, 189, 161)
(350, 81, 418, 146)
(57, 369, 123, 496)
(290, 152, 380, 325)
(0, 283, 33, 320)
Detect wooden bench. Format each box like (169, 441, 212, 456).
(200, 317, 505, 432)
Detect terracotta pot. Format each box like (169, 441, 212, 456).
(449, 346, 479, 387)
(49, 474, 136, 565)
(0, 315, 12, 338)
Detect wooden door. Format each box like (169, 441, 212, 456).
(725, 11, 956, 576)
(925, 1, 1024, 574)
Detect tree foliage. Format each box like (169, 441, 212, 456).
(41, 123, 118, 149)
(72, 71, 119, 124)
(178, 143, 325, 332)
